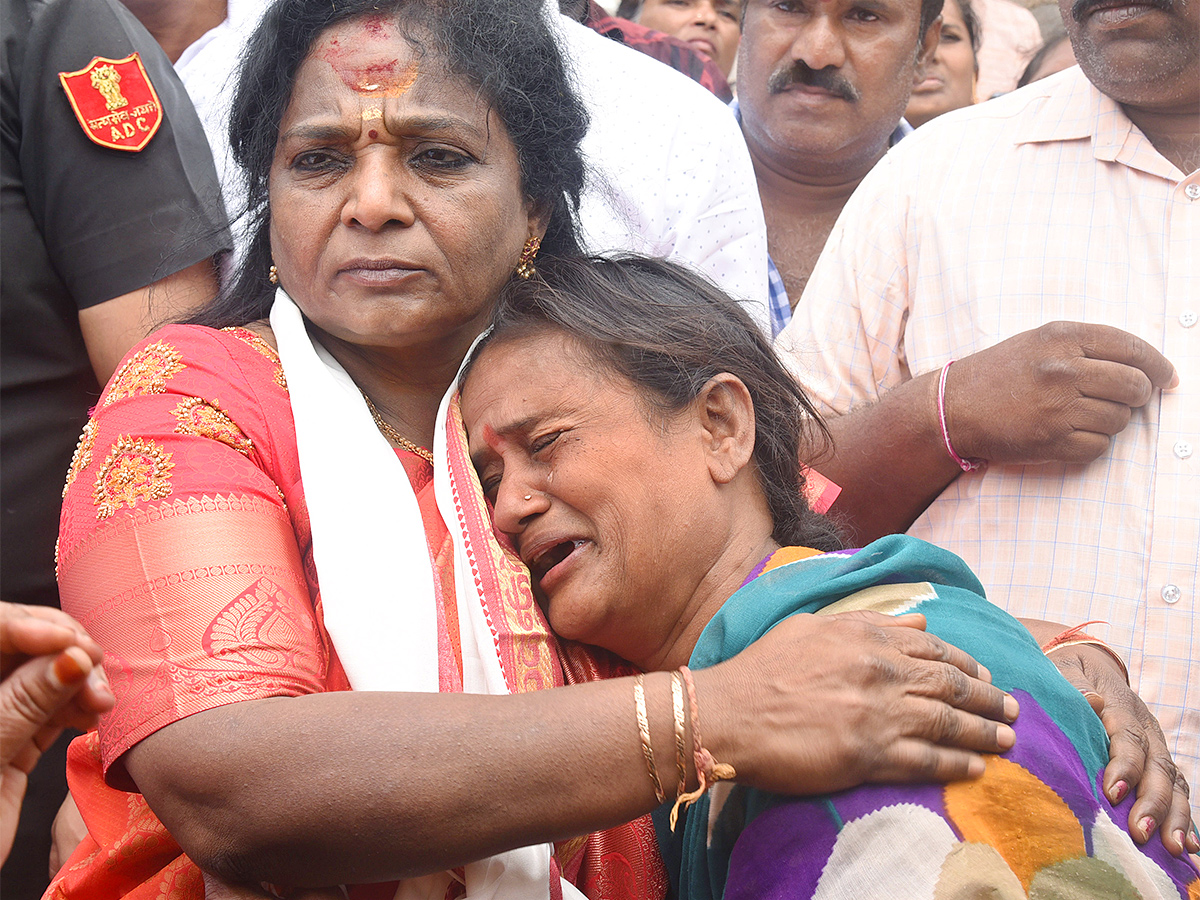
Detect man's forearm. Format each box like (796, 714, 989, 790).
(819, 369, 962, 544)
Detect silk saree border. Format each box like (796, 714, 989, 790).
(59, 492, 325, 773)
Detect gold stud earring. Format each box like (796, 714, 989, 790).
(515, 236, 541, 280)
(268, 264, 279, 285)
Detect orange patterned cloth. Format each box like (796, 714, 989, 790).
(50, 325, 665, 900)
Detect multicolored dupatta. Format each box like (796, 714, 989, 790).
(666, 536, 1199, 900)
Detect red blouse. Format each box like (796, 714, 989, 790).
(50, 325, 666, 900)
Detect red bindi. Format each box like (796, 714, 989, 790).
(368, 129, 378, 139)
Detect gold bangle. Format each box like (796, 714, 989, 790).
(1045, 638, 1130, 686)
(671, 670, 688, 801)
(634, 674, 665, 803)
(1040, 621, 1103, 653)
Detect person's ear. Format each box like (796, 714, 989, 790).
(524, 199, 552, 246)
(695, 373, 756, 485)
(914, 15, 942, 86)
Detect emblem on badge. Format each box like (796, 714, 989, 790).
(59, 53, 162, 152)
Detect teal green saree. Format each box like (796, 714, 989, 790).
(661, 535, 1199, 899)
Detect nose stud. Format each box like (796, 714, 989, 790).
(524, 495, 533, 501)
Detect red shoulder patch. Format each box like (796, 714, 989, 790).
(58, 53, 163, 152)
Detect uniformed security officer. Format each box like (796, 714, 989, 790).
(1, 0, 231, 893)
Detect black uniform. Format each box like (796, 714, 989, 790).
(1, 0, 230, 893)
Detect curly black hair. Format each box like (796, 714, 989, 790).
(191, 0, 589, 328)
(464, 255, 844, 552)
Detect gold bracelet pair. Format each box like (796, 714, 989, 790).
(633, 667, 736, 830)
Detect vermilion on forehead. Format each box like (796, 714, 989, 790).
(470, 421, 520, 468)
(476, 412, 546, 450)
(361, 13, 390, 37)
(479, 423, 505, 453)
(317, 17, 420, 97)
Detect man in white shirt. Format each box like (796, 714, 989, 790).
(551, 8, 769, 328)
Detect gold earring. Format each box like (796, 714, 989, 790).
(268, 264, 279, 285)
(515, 236, 541, 280)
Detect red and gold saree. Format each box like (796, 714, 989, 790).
(49, 310, 665, 900)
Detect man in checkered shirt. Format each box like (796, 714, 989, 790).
(778, 0, 1198, 850)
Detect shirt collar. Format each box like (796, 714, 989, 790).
(1013, 66, 1183, 181)
(890, 118, 914, 146)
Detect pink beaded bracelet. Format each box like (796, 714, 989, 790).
(937, 360, 986, 473)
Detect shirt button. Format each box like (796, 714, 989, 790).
(1173, 440, 1193, 459)
(1161, 584, 1182, 604)
(1181, 310, 1198, 328)
(1187, 183, 1200, 200)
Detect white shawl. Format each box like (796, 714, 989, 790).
(270, 290, 583, 900)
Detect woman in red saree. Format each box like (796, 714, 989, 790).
(45, 1, 1105, 898)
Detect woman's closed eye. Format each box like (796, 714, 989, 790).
(477, 434, 561, 503)
(530, 431, 562, 455)
(478, 462, 505, 503)
(481, 476, 501, 503)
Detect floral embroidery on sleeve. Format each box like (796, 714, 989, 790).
(93, 437, 175, 519)
(102, 341, 186, 407)
(63, 419, 99, 497)
(172, 398, 254, 456)
(223, 327, 288, 393)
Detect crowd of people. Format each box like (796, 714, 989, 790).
(1, 0, 1195, 897)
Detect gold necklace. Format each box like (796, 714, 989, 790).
(360, 391, 435, 464)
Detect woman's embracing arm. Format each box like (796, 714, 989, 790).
(125, 611, 1015, 889)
